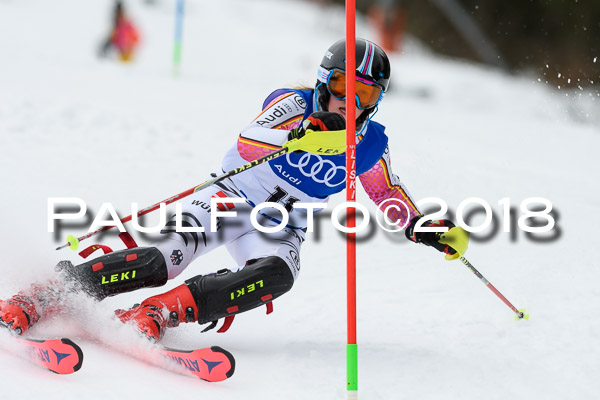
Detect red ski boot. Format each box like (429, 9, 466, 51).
(116, 302, 167, 342)
(116, 283, 198, 342)
(0, 295, 40, 335)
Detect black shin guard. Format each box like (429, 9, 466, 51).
(61, 247, 169, 300)
(185, 256, 294, 324)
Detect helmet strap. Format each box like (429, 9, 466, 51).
(314, 82, 330, 112)
(356, 104, 378, 130)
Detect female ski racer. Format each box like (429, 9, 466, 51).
(0, 39, 469, 340)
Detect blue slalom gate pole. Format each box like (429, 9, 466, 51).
(173, 0, 184, 75)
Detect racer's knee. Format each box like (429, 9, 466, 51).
(60, 247, 169, 300)
(185, 256, 294, 324)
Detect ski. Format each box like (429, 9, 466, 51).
(105, 341, 236, 382)
(4, 335, 84, 374)
(159, 345, 235, 382)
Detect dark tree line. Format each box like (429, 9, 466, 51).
(346, 0, 600, 87)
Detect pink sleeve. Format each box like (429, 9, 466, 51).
(236, 134, 284, 162)
(359, 148, 421, 229)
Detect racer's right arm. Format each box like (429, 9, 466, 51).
(237, 91, 306, 161)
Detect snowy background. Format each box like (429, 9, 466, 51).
(1, 0, 599, 398)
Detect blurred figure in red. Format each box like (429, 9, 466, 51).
(99, 1, 140, 62)
(368, 0, 407, 54)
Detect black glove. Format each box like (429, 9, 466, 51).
(288, 111, 346, 140)
(405, 216, 469, 260)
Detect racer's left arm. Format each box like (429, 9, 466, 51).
(359, 147, 469, 260)
(358, 145, 421, 228)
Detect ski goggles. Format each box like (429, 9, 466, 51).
(319, 68, 384, 110)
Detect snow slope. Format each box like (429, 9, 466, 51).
(0, 0, 599, 398)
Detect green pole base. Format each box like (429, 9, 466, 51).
(347, 344, 358, 392)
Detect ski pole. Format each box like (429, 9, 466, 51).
(56, 129, 347, 251)
(459, 256, 529, 320)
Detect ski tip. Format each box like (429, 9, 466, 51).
(60, 338, 84, 372)
(163, 345, 236, 382)
(515, 308, 530, 321)
(15, 337, 84, 375)
(210, 346, 236, 379)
